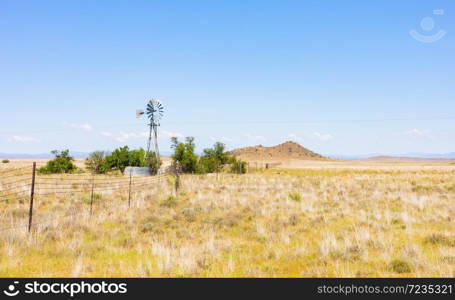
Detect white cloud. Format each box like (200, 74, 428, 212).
(287, 132, 334, 142)
(243, 133, 266, 142)
(287, 133, 301, 141)
(66, 122, 93, 131)
(210, 136, 234, 142)
(404, 129, 432, 139)
(161, 130, 184, 138)
(11, 136, 40, 143)
(100, 131, 147, 142)
(313, 132, 334, 142)
(100, 130, 184, 142)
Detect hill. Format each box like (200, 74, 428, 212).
(231, 141, 327, 161)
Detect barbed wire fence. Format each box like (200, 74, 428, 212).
(0, 163, 174, 233)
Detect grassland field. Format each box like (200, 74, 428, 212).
(0, 159, 454, 277)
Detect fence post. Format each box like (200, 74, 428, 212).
(28, 162, 36, 233)
(128, 171, 132, 208)
(174, 164, 180, 196)
(90, 173, 95, 216)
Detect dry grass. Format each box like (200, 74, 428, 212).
(0, 160, 454, 277)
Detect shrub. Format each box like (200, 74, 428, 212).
(230, 158, 247, 174)
(170, 138, 247, 175)
(85, 151, 107, 174)
(38, 150, 78, 174)
(199, 142, 230, 173)
(288, 192, 302, 202)
(423, 233, 455, 247)
(171, 137, 198, 173)
(1, 159, 10, 164)
(389, 259, 411, 273)
(161, 196, 178, 208)
(103, 146, 146, 172)
(146, 152, 162, 175)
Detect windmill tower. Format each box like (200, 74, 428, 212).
(136, 98, 164, 160)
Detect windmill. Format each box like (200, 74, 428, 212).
(136, 98, 164, 160)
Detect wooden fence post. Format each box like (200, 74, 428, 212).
(90, 173, 95, 216)
(128, 171, 132, 208)
(28, 162, 36, 233)
(174, 163, 180, 196)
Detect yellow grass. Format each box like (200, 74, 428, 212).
(0, 160, 454, 277)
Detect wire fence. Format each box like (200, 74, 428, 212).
(0, 163, 175, 233)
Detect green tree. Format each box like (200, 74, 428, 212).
(102, 146, 149, 173)
(171, 137, 198, 173)
(230, 158, 248, 174)
(38, 150, 78, 174)
(85, 151, 107, 174)
(129, 148, 146, 167)
(146, 151, 162, 175)
(104, 146, 131, 172)
(199, 142, 231, 173)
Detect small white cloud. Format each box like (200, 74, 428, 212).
(101, 130, 184, 142)
(66, 122, 93, 131)
(100, 131, 147, 142)
(100, 131, 113, 137)
(243, 133, 266, 142)
(160, 130, 184, 138)
(210, 136, 233, 142)
(312, 132, 334, 142)
(404, 129, 432, 139)
(11, 136, 40, 143)
(287, 132, 333, 142)
(287, 133, 302, 141)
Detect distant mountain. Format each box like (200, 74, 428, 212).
(0, 151, 89, 159)
(326, 153, 455, 160)
(231, 141, 328, 161)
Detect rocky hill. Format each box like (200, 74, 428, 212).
(231, 141, 327, 161)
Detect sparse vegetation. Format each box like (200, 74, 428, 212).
(37, 150, 78, 174)
(170, 137, 247, 174)
(170, 137, 199, 174)
(230, 158, 248, 174)
(1, 160, 454, 277)
(389, 259, 412, 274)
(146, 151, 162, 175)
(1, 159, 9, 164)
(85, 147, 162, 174)
(288, 192, 302, 202)
(85, 151, 107, 174)
(103, 146, 146, 173)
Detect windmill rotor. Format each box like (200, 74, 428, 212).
(146, 98, 164, 124)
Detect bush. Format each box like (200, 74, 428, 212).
(2, 159, 10, 164)
(230, 158, 247, 174)
(170, 138, 247, 175)
(103, 146, 146, 173)
(389, 259, 411, 273)
(85, 147, 160, 174)
(146, 151, 162, 175)
(199, 142, 230, 173)
(38, 150, 78, 174)
(85, 151, 107, 174)
(288, 192, 302, 202)
(171, 137, 198, 173)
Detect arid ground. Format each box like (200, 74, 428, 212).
(1, 159, 454, 277)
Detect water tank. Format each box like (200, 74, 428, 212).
(124, 167, 151, 177)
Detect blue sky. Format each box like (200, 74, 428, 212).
(0, 0, 454, 155)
